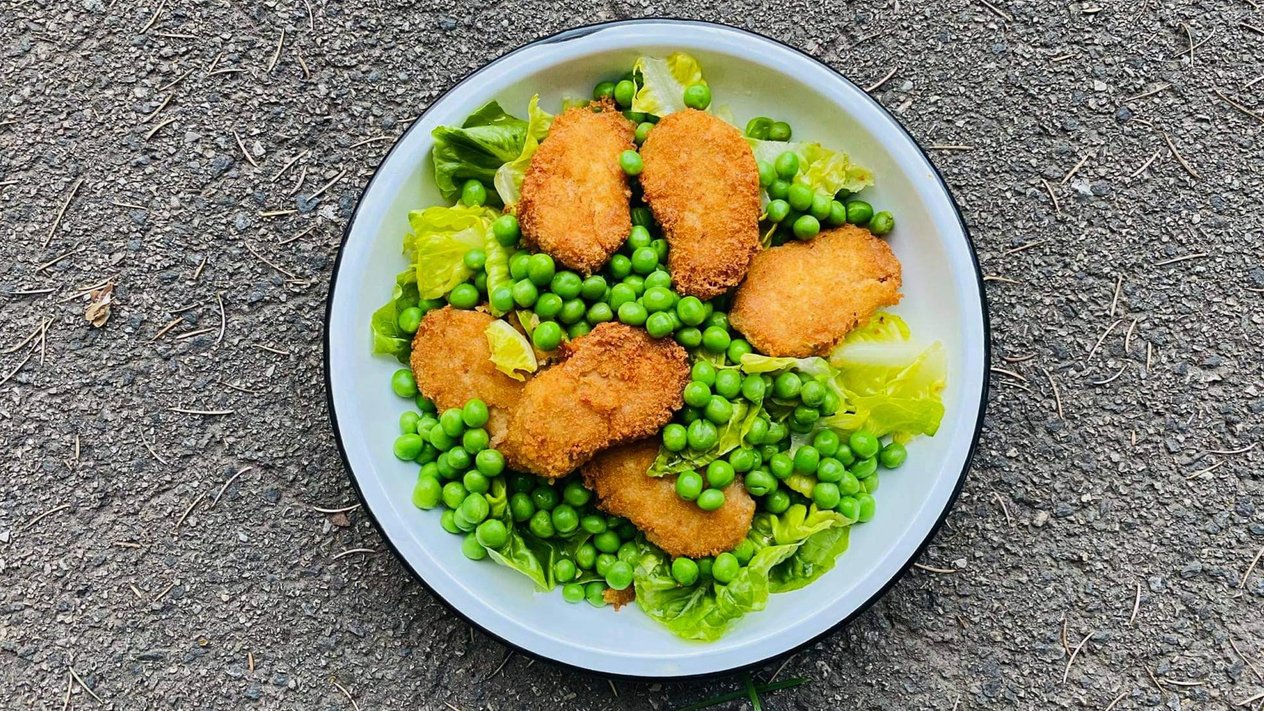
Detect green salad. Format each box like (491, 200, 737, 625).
(369, 52, 947, 641)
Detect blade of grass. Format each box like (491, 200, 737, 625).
(673, 677, 807, 711)
(745, 674, 763, 711)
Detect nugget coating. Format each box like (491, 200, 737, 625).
(729, 225, 902, 357)
(499, 323, 689, 478)
(517, 105, 635, 274)
(639, 109, 761, 299)
(582, 439, 756, 558)
(410, 307, 525, 442)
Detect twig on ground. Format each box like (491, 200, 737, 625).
(44, 177, 84, 247)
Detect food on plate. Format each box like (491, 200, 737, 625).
(517, 103, 636, 274)
(639, 108, 761, 299)
(583, 439, 755, 558)
(500, 323, 689, 478)
(367, 50, 946, 641)
(729, 225, 902, 357)
(410, 307, 525, 442)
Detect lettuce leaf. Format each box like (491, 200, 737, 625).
(632, 53, 705, 116)
(647, 398, 763, 477)
(483, 319, 537, 381)
(431, 101, 527, 201)
(824, 313, 947, 437)
(369, 269, 420, 363)
(748, 139, 874, 196)
(493, 95, 554, 206)
(405, 204, 497, 299)
(632, 505, 850, 641)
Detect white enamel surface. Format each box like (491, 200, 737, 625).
(326, 21, 987, 677)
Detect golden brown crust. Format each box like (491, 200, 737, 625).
(517, 104, 635, 274)
(603, 586, 636, 609)
(582, 440, 756, 558)
(728, 225, 903, 357)
(499, 323, 689, 478)
(409, 307, 525, 442)
(639, 109, 761, 299)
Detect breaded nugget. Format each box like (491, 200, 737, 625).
(499, 323, 689, 478)
(639, 109, 761, 299)
(729, 225, 902, 357)
(582, 440, 756, 558)
(410, 307, 525, 442)
(517, 104, 635, 274)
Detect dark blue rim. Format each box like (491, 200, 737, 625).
(322, 18, 991, 682)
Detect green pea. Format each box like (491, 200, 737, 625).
(794, 445, 821, 474)
(691, 360, 716, 386)
(560, 582, 584, 603)
(567, 320, 590, 341)
(391, 369, 418, 398)
(634, 119, 654, 143)
(757, 160, 776, 187)
(617, 301, 648, 326)
(765, 421, 788, 445)
(593, 80, 616, 101)
(845, 200, 874, 226)
(620, 149, 643, 176)
(460, 179, 487, 207)
(631, 246, 658, 275)
(712, 552, 739, 583)
(606, 560, 634, 591)
(671, 557, 699, 585)
(681, 406, 702, 424)
(397, 306, 423, 334)
(525, 253, 554, 287)
(675, 470, 704, 501)
(510, 473, 535, 493)
(511, 279, 538, 308)
(813, 429, 840, 457)
(768, 121, 792, 141)
(704, 395, 734, 425)
(726, 338, 752, 364)
(448, 283, 480, 309)
(594, 530, 621, 554)
(764, 489, 791, 514)
(472, 271, 488, 294)
(613, 79, 635, 107)
(489, 286, 514, 313)
(856, 493, 876, 522)
(816, 457, 845, 483)
(793, 214, 820, 240)
(533, 292, 562, 319)
(438, 408, 464, 439)
(462, 248, 487, 272)
(435, 451, 457, 479)
(697, 488, 726, 511)
(393, 433, 422, 461)
(399, 411, 421, 435)
(869, 211, 895, 235)
(837, 496, 860, 520)
(581, 514, 607, 535)
(729, 447, 758, 473)
(820, 390, 841, 416)
(880, 441, 908, 469)
(531, 485, 558, 511)
(627, 226, 652, 251)
(714, 370, 742, 399)
(774, 151, 799, 179)
(766, 199, 790, 223)
(687, 419, 719, 451)
(642, 286, 674, 313)
(585, 582, 608, 607)
(683, 83, 711, 110)
(532, 321, 563, 351)
(809, 482, 839, 509)
(462, 534, 488, 560)
(685, 383, 714, 415)
(509, 252, 529, 280)
(701, 326, 730, 354)
(834, 443, 856, 466)
(706, 460, 735, 488)
(575, 542, 598, 569)
(608, 254, 632, 279)
(740, 376, 766, 404)
(744, 469, 778, 496)
(676, 326, 702, 348)
(439, 509, 460, 534)
(460, 492, 490, 523)
(646, 311, 675, 338)
(773, 371, 802, 399)
(441, 481, 467, 510)
(412, 476, 442, 509)
(745, 116, 773, 140)
(805, 193, 830, 221)
(622, 274, 645, 295)
(799, 380, 826, 407)
(580, 275, 608, 302)
(609, 283, 636, 310)
(852, 456, 878, 479)
(793, 405, 820, 426)
(456, 400, 487, 430)
(554, 558, 578, 584)
(849, 431, 880, 459)
(475, 449, 504, 477)
(768, 179, 790, 200)
(672, 297, 703, 327)
(492, 214, 520, 247)
(733, 539, 756, 566)
(586, 301, 614, 325)
(745, 417, 769, 446)
(827, 200, 848, 227)
(837, 469, 861, 496)
(552, 504, 579, 535)
(473, 519, 507, 549)
(528, 510, 555, 538)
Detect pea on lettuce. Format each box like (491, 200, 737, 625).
(748, 138, 874, 197)
(404, 204, 498, 299)
(369, 269, 420, 363)
(631, 52, 706, 116)
(430, 101, 529, 202)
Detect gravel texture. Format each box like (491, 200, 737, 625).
(2, 2, 1263, 709)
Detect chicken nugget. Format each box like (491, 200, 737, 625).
(517, 104, 635, 274)
(729, 225, 902, 357)
(582, 440, 756, 558)
(639, 109, 761, 299)
(499, 323, 689, 478)
(410, 307, 525, 442)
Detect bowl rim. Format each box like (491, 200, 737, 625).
(322, 17, 991, 680)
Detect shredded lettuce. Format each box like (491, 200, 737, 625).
(404, 204, 497, 299)
(493, 95, 554, 206)
(632, 53, 705, 116)
(633, 505, 850, 641)
(748, 139, 874, 196)
(824, 313, 947, 437)
(369, 269, 419, 363)
(430, 101, 528, 202)
(483, 319, 537, 381)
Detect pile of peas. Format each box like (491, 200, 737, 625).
(591, 70, 712, 152)
(389, 368, 643, 607)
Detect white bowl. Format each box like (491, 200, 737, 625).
(325, 19, 989, 678)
